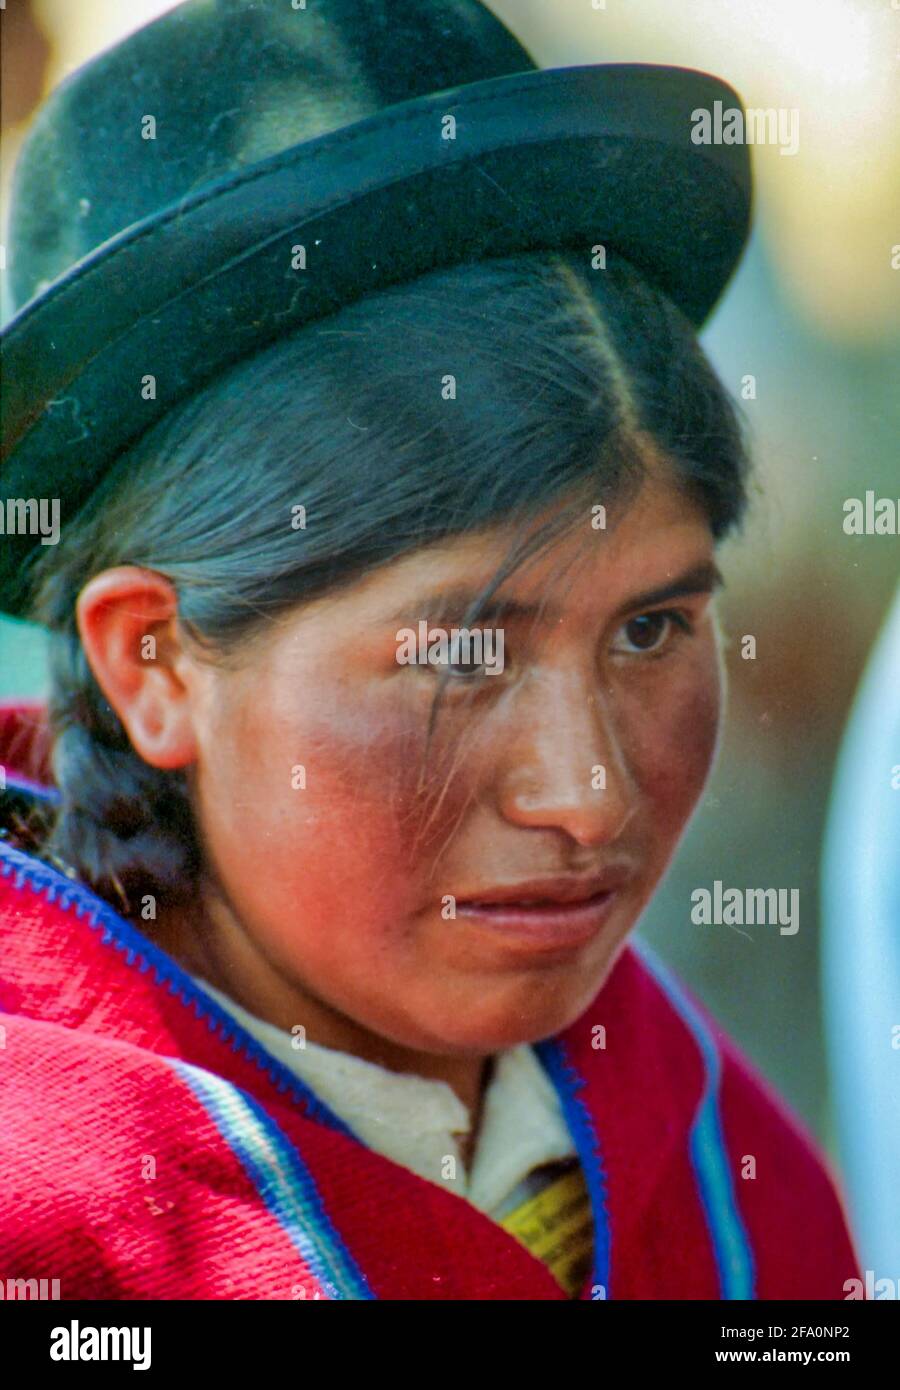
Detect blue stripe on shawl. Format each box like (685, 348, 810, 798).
(634, 941, 756, 1299)
(172, 1059, 375, 1300)
(534, 1037, 613, 1299)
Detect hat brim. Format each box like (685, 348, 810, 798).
(0, 63, 751, 617)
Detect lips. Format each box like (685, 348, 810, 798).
(455, 872, 631, 909)
(452, 872, 632, 953)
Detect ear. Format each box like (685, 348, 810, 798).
(76, 566, 201, 770)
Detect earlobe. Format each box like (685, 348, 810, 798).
(76, 566, 200, 770)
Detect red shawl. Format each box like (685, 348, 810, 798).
(0, 704, 861, 1299)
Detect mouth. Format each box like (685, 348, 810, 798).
(453, 874, 631, 953)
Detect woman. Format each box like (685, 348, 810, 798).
(0, 0, 859, 1299)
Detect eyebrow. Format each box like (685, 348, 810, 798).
(386, 561, 724, 627)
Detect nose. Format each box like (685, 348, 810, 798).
(494, 664, 638, 847)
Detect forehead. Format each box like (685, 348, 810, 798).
(346, 470, 717, 626)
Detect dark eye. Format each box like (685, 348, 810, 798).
(611, 610, 689, 655)
(447, 658, 483, 678)
(445, 632, 486, 678)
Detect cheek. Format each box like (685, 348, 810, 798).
(191, 668, 474, 911)
(623, 643, 723, 842)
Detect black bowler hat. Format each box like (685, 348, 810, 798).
(0, 0, 752, 617)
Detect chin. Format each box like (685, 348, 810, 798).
(417, 951, 630, 1055)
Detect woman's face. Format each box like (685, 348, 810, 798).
(177, 466, 726, 1055)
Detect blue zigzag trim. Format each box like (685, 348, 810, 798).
(633, 939, 757, 1299)
(0, 838, 379, 1295)
(534, 1036, 612, 1299)
(0, 839, 357, 1138)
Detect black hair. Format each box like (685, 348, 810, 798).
(20, 248, 750, 916)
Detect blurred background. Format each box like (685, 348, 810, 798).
(2, 0, 898, 1268)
